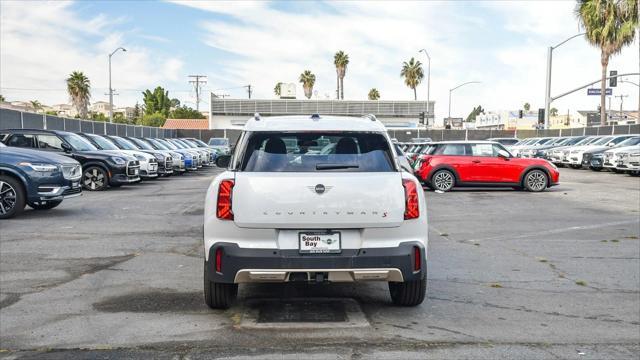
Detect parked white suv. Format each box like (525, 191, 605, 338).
(203, 114, 428, 308)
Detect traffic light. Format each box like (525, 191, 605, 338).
(418, 112, 425, 124)
(609, 70, 617, 87)
(538, 108, 545, 124)
(518, 110, 523, 118)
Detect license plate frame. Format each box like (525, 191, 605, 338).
(299, 231, 341, 254)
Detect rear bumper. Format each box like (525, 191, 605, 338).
(205, 241, 426, 284)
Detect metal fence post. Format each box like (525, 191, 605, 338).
(43, 114, 47, 129)
(465, 129, 468, 140)
(20, 111, 24, 128)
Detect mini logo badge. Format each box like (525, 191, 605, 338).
(307, 184, 332, 195)
(315, 184, 325, 194)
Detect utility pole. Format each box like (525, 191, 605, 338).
(245, 85, 252, 99)
(615, 94, 628, 121)
(188, 75, 207, 112)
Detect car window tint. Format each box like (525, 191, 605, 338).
(37, 134, 64, 150)
(471, 143, 495, 157)
(438, 144, 467, 156)
(7, 134, 37, 148)
(241, 132, 394, 172)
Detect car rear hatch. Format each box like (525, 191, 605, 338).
(232, 172, 404, 229)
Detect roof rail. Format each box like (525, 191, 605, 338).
(311, 113, 321, 120)
(363, 114, 377, 121)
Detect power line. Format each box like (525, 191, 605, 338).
(188, 75, 207, 111)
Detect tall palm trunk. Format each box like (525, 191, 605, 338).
(336, 74, 340, 100)
(340, 76, 344, 100)
(600, 50, 608, 126)
(413, 87, 417, 101)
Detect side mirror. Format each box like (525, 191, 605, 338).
(61, 143, 72, 153)
(215, 155, 231, 168)
(497, 149, 511, 159)
(608, 142, 615, 147)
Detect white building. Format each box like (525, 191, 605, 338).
(209, 96, 435, 130)
(89, 101, 112, 115)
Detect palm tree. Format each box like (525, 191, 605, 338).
(576, 0, 638, 125)
(368, 88, 380, 100)
(274, 82, 282, 97)
(298, 70, 316, 99)
(550, 107, 559, 116)
(400, 57, 424, 100)
(66, 71, 91, 118)
(334, 51, 349, 100)
(0, 94, 5, 102)
(30, 100, 43, 113)
(523, 102, 531, 111)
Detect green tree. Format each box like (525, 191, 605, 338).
(400, 57, 424, 100)
(45, 110, 58, 116)
(66, 71, 91, 118)
(576, 0, 638, 125)
(140, 112, 166, 127)
(90, 112, 108, 122)
(170, 98, 180, 108)
(299, 70, 316, 99)
(133, 102, 141, 122)
(334, 51, 349, 100)
(113, 112, 128, 124)
(0, 94, 6, 102)
(466, 105, 485, 122)
(368, 88, 380, 100)
(274, 82, 283, 97)
(523, 102, 531, 111)
(170, 105, 205, 119)
(550, 107, 559, 116)
(142, 87, 171, 117)
(30, 100, 43, 113)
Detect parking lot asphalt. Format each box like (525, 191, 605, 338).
(0, 167, 639, 359)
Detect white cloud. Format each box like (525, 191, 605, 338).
(0, 1, 184, 108)
(181, 0, 639, 122)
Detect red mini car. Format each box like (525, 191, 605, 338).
(413, 141, 560, 192)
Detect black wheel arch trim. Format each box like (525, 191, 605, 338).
(427, 165, 460, 183)
(519, 166, 551, 185)
(0, 167, 28, 195)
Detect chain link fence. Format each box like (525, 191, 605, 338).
(0, 108, 177, 138)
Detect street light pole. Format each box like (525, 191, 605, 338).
(419, 49, 431, 127)
(448, 81, 481, 127)
(544, 33, 584, 129)
(108, 47, 127, 124)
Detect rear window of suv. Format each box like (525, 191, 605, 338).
(239, 132, 395, 172)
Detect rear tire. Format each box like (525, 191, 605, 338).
(0, 175, 26, 219)
(204, 262, 237, 309)
(523, 169, 548, 192)
(430, 169, 455, 192)
(29, 200, 62, 210)
(570, 164, 581, 169)
(389, 277, 426, 306)
(589, 166, 602, 171)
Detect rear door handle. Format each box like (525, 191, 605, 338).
(472, 160, 481, 163)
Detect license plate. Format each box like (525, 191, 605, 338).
(299, 232, 341, 254)
(134, 169, 139, 175)
(72, 181, 80, 188)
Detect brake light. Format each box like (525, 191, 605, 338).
(215, 247, 222, 272)
(216, 179, 234, 220)
(402, 179, 419, 220)
(414, 246, 421, 271)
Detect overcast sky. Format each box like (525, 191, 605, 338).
(1, 0, 638, 121)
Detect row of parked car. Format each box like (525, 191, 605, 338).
(0, 128, 231, 219)
(504, 134, 640, 174)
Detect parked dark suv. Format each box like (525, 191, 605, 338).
(0, 142, 82, 218)
(1, 129, 140, 191)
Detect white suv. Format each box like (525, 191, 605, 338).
(203, 114, 428, 308)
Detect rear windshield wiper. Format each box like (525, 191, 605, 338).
(316, 163, 360, 170)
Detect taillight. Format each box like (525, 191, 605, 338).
(216, 179, 234, 220)
(403, 179, 419, 220)
(215, 247, 223, 272)
(413, 246, 421, 271)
